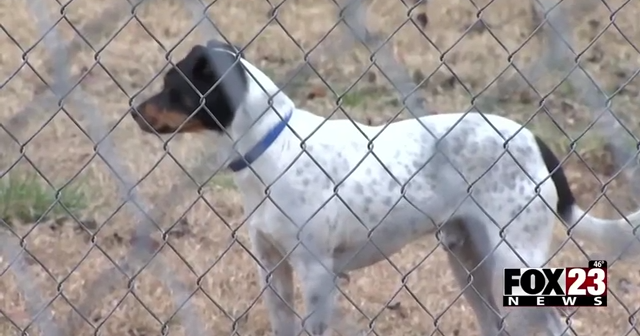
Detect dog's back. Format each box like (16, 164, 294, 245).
(259, 111, 557, 270)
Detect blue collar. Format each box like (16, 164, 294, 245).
(228, 111, 293, 172)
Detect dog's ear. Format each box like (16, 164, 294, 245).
(191, 48, 215, 82)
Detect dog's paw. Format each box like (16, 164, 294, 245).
(302, 320, 329, 336)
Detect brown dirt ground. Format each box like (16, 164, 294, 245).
(1, 0, 640, 335)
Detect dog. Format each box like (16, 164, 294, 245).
(131, 41, 640, 336)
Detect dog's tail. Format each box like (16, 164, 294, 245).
(564, 205, 640, 259)
(536, 136, 640, 260)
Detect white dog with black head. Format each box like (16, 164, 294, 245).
(131, 40, 640, 336)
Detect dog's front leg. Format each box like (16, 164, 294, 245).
(251, 231, 297, 336)
(296, 255, 337, 336)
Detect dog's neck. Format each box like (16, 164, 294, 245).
(218, 59, 296, 181)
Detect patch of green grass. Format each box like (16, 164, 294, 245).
(555, 81, 575, 98)
(210, 172, 236, 190)
(0, 172, 87, 224)
(339, 89, 372, 108)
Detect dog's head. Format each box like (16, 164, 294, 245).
(131, 42, 248, 134)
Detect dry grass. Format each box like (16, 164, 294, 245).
(1, 0, 640, 335)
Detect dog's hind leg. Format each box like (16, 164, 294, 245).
(523, 306, 569, 336)
(250, 231, 298, 336)
(442, 218, 506, 336)
(494, 244, 569, 336)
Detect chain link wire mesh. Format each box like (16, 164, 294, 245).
(0, 0, 639, 335)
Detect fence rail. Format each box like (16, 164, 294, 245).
(0, 0, 638, 335)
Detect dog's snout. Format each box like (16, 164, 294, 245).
(131, 102, 157, 133)
(131, 102, 145, 120)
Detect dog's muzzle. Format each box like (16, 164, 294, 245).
(130, 102, 156, 133)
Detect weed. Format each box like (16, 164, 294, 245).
(339, 90, 368, 108)
(555, 81, 575, 98)
(210, 172, 236, 190)
(0, 171, 87, 225)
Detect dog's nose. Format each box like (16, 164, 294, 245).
(130, 103, 159, 133)
(131, 103, 144, 120)
(131, 103, 153, 131)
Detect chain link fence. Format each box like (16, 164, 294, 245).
(0, 0, 639, 335)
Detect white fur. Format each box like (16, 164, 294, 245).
(202, 57, 640, 336)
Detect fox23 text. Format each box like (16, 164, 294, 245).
(502, 260, 607, 307)
(503, 295, 605, 307)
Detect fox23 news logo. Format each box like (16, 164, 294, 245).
(503, 260, 607, 307)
